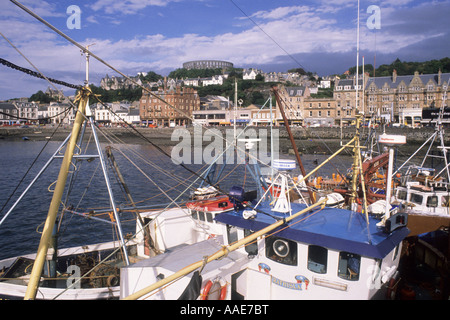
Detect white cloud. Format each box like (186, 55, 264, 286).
(250, 6, 311, 20)
(1, 0, 448, 100)
(90, 0, 177, 15)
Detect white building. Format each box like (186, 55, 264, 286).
(202, 75, 224, 86)
(243, 68, 262, 80)
(183, 78, 201, 87)
(47, 102, 74, 124)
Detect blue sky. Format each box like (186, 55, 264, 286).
(1, 0, 449, 100)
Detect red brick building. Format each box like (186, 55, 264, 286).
(139, 84, 200, 127)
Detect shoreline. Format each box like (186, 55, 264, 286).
(0, 125, 442, 156)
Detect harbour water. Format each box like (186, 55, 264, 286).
(0, 139, 354, 261)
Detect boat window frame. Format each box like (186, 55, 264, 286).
(442, 195, 450, 207)
(307, 245, 328, 274)
(226, 225, 238, 245)
(410, 192, 423, 205)
(205, 211, 214, 223)
(265, 236, 298, 266)
(426, 195, 438, 208)
(338, 251, 361, 281)
(396, 189, 407, 201)
(392, 244, 400, 261)
(244, 229, 258, 257)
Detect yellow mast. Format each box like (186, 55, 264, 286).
(348, 114, 369, 223)
(24, 88, 90, 300)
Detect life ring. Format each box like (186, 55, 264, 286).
(200, 279, 227, 300)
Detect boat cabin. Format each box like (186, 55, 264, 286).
(214, 201, 408, 300)
(123, 199, 409, 300)
(395, 183, 450, 217)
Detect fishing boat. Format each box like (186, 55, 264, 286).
(390, 105, 450, 236)
(120, 161, 409, 300)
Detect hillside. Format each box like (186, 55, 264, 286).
(347, 57, 450, 77)
(26, 57, 450, 104)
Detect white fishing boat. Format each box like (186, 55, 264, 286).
(121, 166, 409, 300)
(390, 105, 450, 236)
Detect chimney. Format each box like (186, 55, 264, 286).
(392, 69, 397, 83)
(438, 69, 442, 85)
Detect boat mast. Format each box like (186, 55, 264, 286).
(273, 87, 315, 203)
(24, 88, 90, 300)
(83, 47, 130, 266)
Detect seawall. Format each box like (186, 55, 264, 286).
(0, 125, 444, 156)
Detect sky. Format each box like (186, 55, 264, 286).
(1, 0, 449, 100)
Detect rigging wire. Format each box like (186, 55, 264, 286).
(228, 0, 307, 71)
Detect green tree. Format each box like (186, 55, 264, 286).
(29, 90, 53, 103)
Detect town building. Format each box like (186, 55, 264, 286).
(47, 102, 75, 124)
(303, 97, 337, 127)
(183, 60, 233, 70)
(201, 75, 225, 86)
(334, 77, 367, 126)
(0, 102, 19, 125)
(100, 74, 143, 91)
(243, 68, 263, 80)
(364, 70, 450, 126)
(139, 83, 200, 127)
(274, 85, 310, 126)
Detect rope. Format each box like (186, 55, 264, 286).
(0, 57, 81, 90)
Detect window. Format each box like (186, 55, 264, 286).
(308, 245, 327, 274)
(338, 252, 360, 281)
(442, 196, 450, 207)
(226, 225, 238, 245)
(410, 193, 423, 205)
(192, 210, 205, 221)
(393, 245, 400, 261)
(205, 212, 214, 223)
(426, 196, 438, 208)
(244, 229, 258, 256)
(265, 237, 297, 266)
(396, 190, 407, 200)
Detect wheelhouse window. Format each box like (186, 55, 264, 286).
(443, 196, 450, 207)
(192, 210, 214, 223)
(426, 196, 438, 208)
(307, 245, 327, 274)
(226, 225, 238, 245)
(338, 252, 361, 281)
(244, 229, 258, 257)
(396, 189, 407, 201)
(265, 237, 297, 266)
(410, 193, 423, 205)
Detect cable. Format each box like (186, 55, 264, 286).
(0, 57, 81, 90)
(228, 0, 307, 71)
